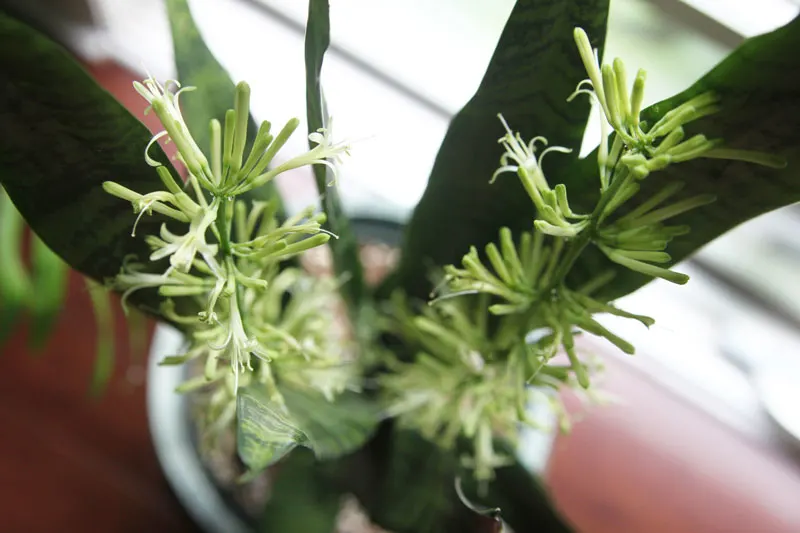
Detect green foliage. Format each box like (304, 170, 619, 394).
(237, 382, 380, 473)
(0, 187, 68, 350)
(85, 278, 115, 396)
(0, 12, 168, 315)
(258, 449, 343, 533)
(237, 383, 306, 471)
(392, 5, 800, 309)
(349, 428, 570, 533)
(282, 385, 381, 460)
(0, 187, 31, 344)
(102, 70, 362, 483)
(304, 0, 365, 310)
(361, 429, 474, 533)
(164, 0, 282, 208)
(386, 18, 785, 483)
(29, 234, 69, 349)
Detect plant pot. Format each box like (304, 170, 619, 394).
(147, 217, 406, 533)
(147, 215, 559, 532)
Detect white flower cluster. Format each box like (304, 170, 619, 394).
(385, 25, 785, 482)
(104, 77, 354, 407)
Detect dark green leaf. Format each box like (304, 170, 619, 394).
(340, 425, 572, 533)
(391, 0, 610, 299)
(0, 12, 169, 314)
(281, 384, 381, 460)
(305, 0, 365, 309)
(164, 0, 283, 207)
(566, 14, 800, 300)
(165, 0, 242, 157)
(258, 449, 342, 533)
(351, 428, 496, 533)
(237, 384, 307, 472)
(365, 429, 462, 533)
(481, 453, 574, 533)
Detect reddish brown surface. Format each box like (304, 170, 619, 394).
(3, 60, 800, 533)
(0, 273, 199, 533)
(0, 61, 197, 533)
(547, 352, 800, 533)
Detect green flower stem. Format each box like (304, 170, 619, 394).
(546, 164, 632, 289)
(215, 197, 234, 256)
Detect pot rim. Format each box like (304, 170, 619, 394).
(147, 323, 252, 533)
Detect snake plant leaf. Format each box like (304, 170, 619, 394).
(480, 452, 574, 533)
(363, 429, 470, 533)
(237, 384, 308, 472)
(565, 14, 800, 301)
(0, 12, 169, 314)
(305, 0, 365, 309)
(165, 0, 246, 158)
(0, 187, 31, 345)
(258, 449, 343, 533)
(164, 0, 281, 207)
(392, 0, 610, 299)
(281, 384, 381, 460)
(237, 382, 381, 473)
(353, 429, 548, 533)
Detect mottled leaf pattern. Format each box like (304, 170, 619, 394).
(237, 382, 380, 472)
(0, 12, 168, 313)
(237, 384, 308, 471)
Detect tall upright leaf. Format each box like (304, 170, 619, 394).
(164, 0, 282, 207)
(29, 234, 69, 349)
(565, 14, 800, 300)
(481, 453, 574, 533)
(258, 449, 343, 533)
(305, 0, 365, 309)
(355, 429, 502, 533)
(0, 187, 31, 344)
(86, 278, 116, 396)
(0, 11, 168, 313)
(392, 0, 610, 299)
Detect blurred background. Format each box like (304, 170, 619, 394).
(2, 0, 800, 532)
